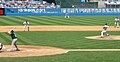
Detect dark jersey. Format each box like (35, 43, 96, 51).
(10, 32, 17, 39)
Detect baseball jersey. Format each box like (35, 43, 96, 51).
(10, 32, 17, 39)
(115, 18, 119, 22)
(103, 25, 109, 30)
(23, 21, 29, 25)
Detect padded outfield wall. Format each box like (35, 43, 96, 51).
(4, 8, 120, 16)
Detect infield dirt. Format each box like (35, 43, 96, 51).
(0, 26, 120, 32)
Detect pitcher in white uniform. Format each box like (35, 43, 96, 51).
(101, 23, 109, 38)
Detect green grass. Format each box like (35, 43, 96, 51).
(0, 51, 120, 62)
(1, 31, 120, 49)
(0, 16, 117, 26)
(0, 16, 120, 62)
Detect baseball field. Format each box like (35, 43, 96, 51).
(0, 16, 120, 62)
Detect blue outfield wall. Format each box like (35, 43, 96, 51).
(4, 8, 120, 16)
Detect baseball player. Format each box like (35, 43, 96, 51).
(65, 13, 70, 18)
(101, 23, 109, 38)
(114, 17, 119, 28)
(8, 29, 20, 51)
(23, 20, 30, 31)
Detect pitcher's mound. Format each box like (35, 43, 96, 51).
(0, 45, 68, 57)
(86, 35, 120, 40)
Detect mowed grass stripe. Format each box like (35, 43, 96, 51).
(18, 16, 47, 25)
(75, 40, 116, 48)
(67, 16, 110, 25)
(34, 16, 72, 25)
(66, 32, 116, 48)
(12, 16, 38, 25)
(51, 16, 98, 25)
(0, 16, 118, 26)
(29, 16, 59, 25)
(17, 37, 31, 45)
(54, 16, 106, 25)
(34, 31, 120, 49)
(22, 31, 110, 48)
(0, 19, 11, 25)
(0, 17, 15, 25)
(35, 31, 98, 48)
(40, 16, 72, 25)
(77, 16, 114, 25)
(78, 16, 113, 25)
(62, 16, 95, 25)
(24, 16, 50, 25)
(107, 41, 120, 48)
(59, 39, 120, 49)
(44, 16, 77, 25)
(27, 16, 58, 25)
(10, 16, 25, 23)
(17, 33, 33, 45)
(5, 16, 22, 24)
(23, 16, 60, 25)
(0, 33, 11, 44)
(52, 16, 88, 25)
(13, 16, 26, 21)
(12, 16, 36, 25)
(1, 16, 21, 25)
(30, 16, 70, 25)
(0, 37, 5, 43)
(67, 33, 120, 48)
(71, 17, 105, 25)
(14, 16, 40, 25)
(45, 16, 83, 25)
(90, 41, 119, 48)
(0, 31, 120, 49)
(50, 39, 109, 48)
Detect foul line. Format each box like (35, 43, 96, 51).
(67, 49, 120, 52)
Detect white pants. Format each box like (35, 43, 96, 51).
(114, 22, 119, 27)
(11, 39, 17, 50)
(65, 15, 70, 18)
(101, 30, 109, 37)
(24, 25, 29, 31)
